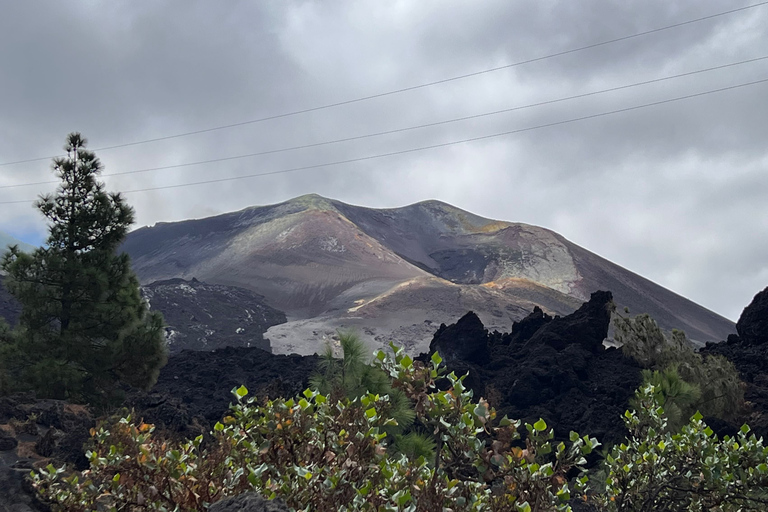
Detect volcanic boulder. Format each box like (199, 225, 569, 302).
(429, 311, 490, 365)
(702, 284, 768, 439)
(736, 285, 768, 345)
(521, 290, 612, 353)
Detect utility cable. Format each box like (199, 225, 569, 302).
(2, 54, 766, 190)
(0, 1, 765, 167)
(1, 76, 766, 205)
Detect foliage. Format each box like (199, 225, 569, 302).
(613, 312, 743, 425)
(631, 368, 700, 431)
(32, 345, 589, 511)
(309, 330, 391, 401)
(310, 330, 419, 450)
(0, 319, 18, 395)
(596, 384, 768, 511)
(0, 133, 167, 405)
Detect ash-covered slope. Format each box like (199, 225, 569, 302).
(123, 195, 425, 317)
(334, 199, 734, 343)
(143, 278, 286, 353)
(122, 194, 734, 354)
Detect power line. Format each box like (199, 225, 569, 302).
(3, 54, 766, 190)
(2, 76, 765, 205)
(1, 1, 765, 168)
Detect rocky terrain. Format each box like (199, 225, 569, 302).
(125, 346, 319, 438)
(701, 285, 768, 439)
(422, 291, 643, 447)
(1, 286, 766, 510)
(0, 348, 318, 511)
(121, 194, 735, 356)
(0, 276, 286, 354)
(143, 278, 287, 353)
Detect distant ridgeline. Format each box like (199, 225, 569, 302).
(0, 231, 36, 255)
(121, 194, 735, 355)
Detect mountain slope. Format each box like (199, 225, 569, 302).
(121, 194, 734, 354)
(123, 195, 425, 317)
(333, 199, 732, 342)
(0, 231, 35, 255)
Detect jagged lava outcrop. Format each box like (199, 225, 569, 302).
(701, 285, 768, 439)
(422, 291, 642, 446)
(122, 194, 735, 354)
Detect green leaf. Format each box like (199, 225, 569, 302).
(235, 385, 248, 399)
(365, 407, 377, 419)
(214, 422, 224, 431)
(534, 418, 547, 432)
(740, 424, 751, 435)
(570, 431, 579, 442)
(397, 490, 412, 506)
(431, 352, 443, 366)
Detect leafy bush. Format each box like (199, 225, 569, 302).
(32, 345, 590, 511)
(29, 340, 768, 511)
(597, 384, 768, 511)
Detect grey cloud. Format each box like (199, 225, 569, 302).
(1, 0, 766, 321)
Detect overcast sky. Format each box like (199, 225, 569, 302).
(1, 1, 767, 321)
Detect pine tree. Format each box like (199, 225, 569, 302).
(0, 133, 167, 404)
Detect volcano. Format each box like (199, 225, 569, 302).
(121, 194, 734, 354)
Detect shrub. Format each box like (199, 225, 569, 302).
(596, 384, 768, 511)
(32, 345, 590, 511)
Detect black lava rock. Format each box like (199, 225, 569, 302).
(429, 311, 490, 365)
(736, 285, 768, 345)
(421, 291, 642, 447)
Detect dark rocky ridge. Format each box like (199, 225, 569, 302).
(735, 285, 768, 345)
(701, 285, 768, 440)
(425, 291, 643, 446)
(0, 276, 285, 354)
(125, 347, 320, 438)
(143, 278, 287, 354)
